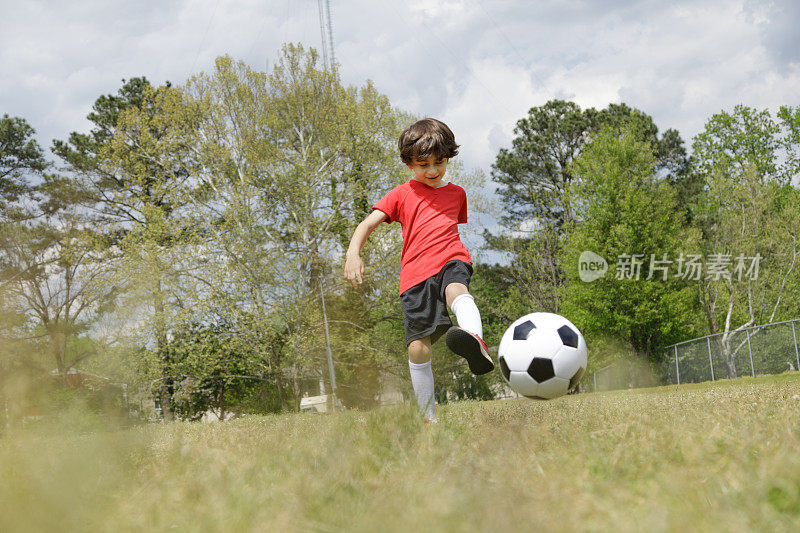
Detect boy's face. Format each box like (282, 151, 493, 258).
(407, 156, 448, 188)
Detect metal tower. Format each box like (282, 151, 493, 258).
(317, 0, 336, 71)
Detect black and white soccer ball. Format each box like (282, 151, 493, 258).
(497, 312, 588, 400)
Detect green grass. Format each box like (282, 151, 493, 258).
(3, 374, 800, 532)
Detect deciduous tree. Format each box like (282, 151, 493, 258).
(51, 78, 202, 419)
(691, 105, 800, 378)
(560, 126, 701, 363)
(181, 46, 413, 410)
(488, 100, 694, 314)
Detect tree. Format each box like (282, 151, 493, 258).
(492, 100, 692, 232)
(691, 105, 800, 378)
(180, 46, 414, 410)
(0, 211, 116, 384)
(693, 105, 782, 185)
(165, 321, 277, 420)
(0, 115, 46, 303)
(488, 100, 694, 314)
(0, 115, 45, 216)
(559, 126, 701, 362)
(0, 116, 118, 402)
(51, 77, 202, 420)
(0, 115, 47, 425)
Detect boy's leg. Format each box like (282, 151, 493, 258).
(408, 337, 436, 421)
(445, 283, 482, 339)
(445, 282, 493, 375)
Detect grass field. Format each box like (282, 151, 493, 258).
(2, 374, 800, 532)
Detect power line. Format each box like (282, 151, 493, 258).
(475, 2, 545, 89)
(191, 0, 222, 74)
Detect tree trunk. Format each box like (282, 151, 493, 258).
(218, 380, 226, 420)
(49, 323, 68, 387)
(719, 337, 738, 379)
(269, 346, 288, 412)
(153, 280, 174, 421)
(292, 364, 302, 412)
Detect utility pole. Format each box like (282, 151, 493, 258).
(317, 0, 336, 72)
(319, 271, 337, 412)
(316, 0, 338, 413)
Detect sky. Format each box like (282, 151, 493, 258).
(2, 0, 799, 195)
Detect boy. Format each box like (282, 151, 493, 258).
(343, 118, 493, 422)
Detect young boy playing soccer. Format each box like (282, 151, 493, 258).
(343, 118, 493, 422)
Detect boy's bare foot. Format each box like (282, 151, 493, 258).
(445, 327, 494, 375)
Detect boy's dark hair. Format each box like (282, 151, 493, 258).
(398, 118, 459, 165)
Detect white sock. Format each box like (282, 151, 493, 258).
(450, 293, 483, 339)
(408, 360, 436, 420)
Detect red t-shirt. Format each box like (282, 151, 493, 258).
(373, 179, 472, 295)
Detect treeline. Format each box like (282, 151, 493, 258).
(477, 99, 800, 382)
(1, 44, 799, 421)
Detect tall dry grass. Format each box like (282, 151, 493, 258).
(2, 374, 800, 532)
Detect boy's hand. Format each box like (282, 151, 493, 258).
(343, 210, 386, 288)
(344, 253, 365, 288)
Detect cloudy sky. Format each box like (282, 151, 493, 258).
(2, 0, 799, 181)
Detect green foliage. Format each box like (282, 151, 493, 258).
(164, 321, 286, 420)
(692, 104, 783, 184)
(0, 114, 45, 214)
(777, 105, 800, 180)
(690, 105, 800, 377)
(492, 99, 591, 229)
(51, 77, 154, 171)
(491, 99, 691, 232)
(179, 45, 413, 410)
(486, 99, 696, 316)
(560, 126, 702, 360)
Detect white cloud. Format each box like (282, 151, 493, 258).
(441, 57, 546, 168)
(0, 0, 797, 176)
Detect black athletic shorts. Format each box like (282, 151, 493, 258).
(400, 260, 473, 346)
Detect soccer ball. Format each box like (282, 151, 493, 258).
(497, 312, 588, 400)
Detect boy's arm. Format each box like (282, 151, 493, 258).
(344, 209, 389, 288)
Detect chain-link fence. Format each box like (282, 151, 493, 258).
(586, 318, 800, 392)
(658, 318, 800, 385)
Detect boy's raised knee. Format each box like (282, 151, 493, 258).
(445, 282, 469, 308)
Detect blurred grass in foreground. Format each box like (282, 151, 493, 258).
(2, 373, 800, 532)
